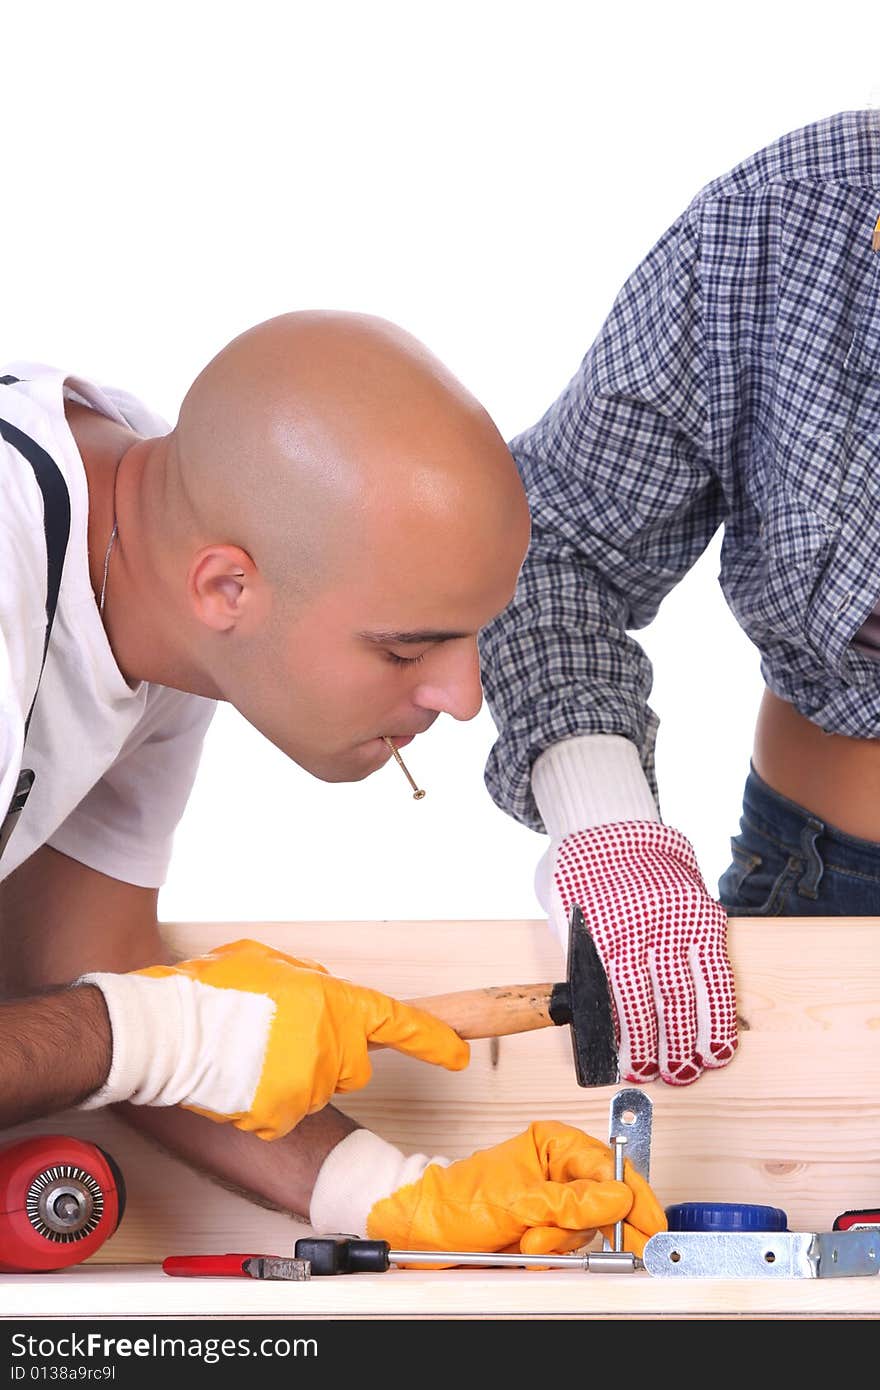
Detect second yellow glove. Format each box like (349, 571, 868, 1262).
(366, 1120, 666, 1260)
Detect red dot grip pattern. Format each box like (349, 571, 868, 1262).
(552, 821, 738, 1086)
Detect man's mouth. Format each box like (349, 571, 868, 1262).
(379, 734, 427, 800)
(379, 724, 435, 747)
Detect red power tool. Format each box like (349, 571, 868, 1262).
(0, 1135, 125, 1272)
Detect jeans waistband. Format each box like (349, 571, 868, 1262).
(743, 762, 880, 857)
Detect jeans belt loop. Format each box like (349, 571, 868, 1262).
(796, 816, 825, 899)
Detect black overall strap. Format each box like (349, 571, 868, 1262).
(0, 375, 72, 860)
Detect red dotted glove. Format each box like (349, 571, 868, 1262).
(547, 821, 737, 1085)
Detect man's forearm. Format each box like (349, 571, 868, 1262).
(116, 1099, 360, 1222)
(0, 985, 111, 1126)
(0, 975, 359, 1222)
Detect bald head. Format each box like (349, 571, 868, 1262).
(119, 310, 530, 779)
(169, 310, 524, 602)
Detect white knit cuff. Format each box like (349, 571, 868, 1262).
(76, 973, 180, 1109)
(532, 735, 659, 839)
(75, 971, 271, 1115)
(309, 1130, 450, 1237)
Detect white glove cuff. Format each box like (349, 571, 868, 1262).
(76, 972, 188, 1109)
(532, 735, 659, 839)
(75, 972, 270, 1116)
(309, 1130, 450, 1237)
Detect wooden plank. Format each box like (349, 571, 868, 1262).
(2, 916, 878, 1276)
(2, 1262, 879, 1320)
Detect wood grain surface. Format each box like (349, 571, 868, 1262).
(2, 915, 878, 1293)
(3, 1262, 880, 1320)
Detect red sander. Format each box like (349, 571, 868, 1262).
(0, 1135, 125, 1272)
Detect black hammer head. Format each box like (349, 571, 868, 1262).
(548, 903, 619, 1087)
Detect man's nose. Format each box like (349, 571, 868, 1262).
(412, 639, 483, 722)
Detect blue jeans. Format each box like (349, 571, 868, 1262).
(718, 765, 880, 915)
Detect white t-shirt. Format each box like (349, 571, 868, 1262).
(0, 363, 216, 888)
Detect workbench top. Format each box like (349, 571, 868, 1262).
(2, 917, 879, 1323)
(1, 1262, 878, 1320)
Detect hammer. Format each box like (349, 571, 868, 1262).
(401, 904, 619, 1087)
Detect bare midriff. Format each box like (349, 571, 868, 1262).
(752, 687, 880, 842)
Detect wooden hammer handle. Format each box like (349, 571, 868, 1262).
(403, 983, 557, 1040)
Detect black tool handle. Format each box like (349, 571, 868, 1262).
(294, 1236, 391, 1274)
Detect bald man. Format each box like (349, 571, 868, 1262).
(0, 316, 665, 1261)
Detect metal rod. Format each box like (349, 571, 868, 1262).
(387, 1249, 640, 1272)
(612, 1136, 626, 1253)
(382, 736, 426, 799)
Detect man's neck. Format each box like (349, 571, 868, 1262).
(65, 401, 134, 611)
(65, 402, 221, 700)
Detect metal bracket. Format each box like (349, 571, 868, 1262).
(589, 1087, 654, 1272)
(608, 1087, 653, 1183)
(643, 1229, 880, 1279)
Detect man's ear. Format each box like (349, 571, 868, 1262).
(187, 545, 267, 633)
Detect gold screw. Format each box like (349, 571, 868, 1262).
(382, 737, 426, 799)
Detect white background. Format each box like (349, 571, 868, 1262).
(2, 2, 878, 925)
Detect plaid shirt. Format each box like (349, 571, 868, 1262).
(479, 109, 880, 834)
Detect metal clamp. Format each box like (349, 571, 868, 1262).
(587, 1087, 654, 1273)
(643, 1229, 880, 1280)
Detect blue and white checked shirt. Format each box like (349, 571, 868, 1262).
(479, 109, 880, 835)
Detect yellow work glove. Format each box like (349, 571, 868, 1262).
(77, 938, 470, 1140)
(365, 1121, 666, 1261)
